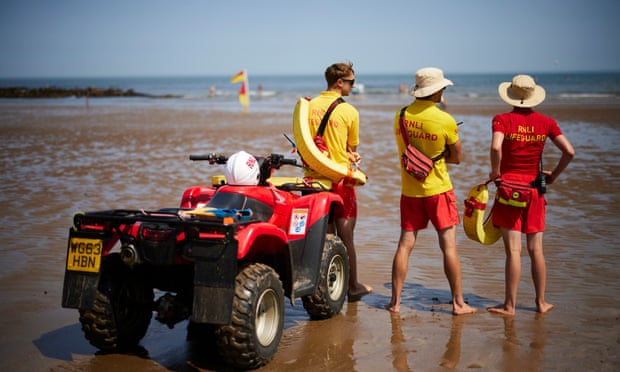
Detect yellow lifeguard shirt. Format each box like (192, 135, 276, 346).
(394, 100, 459, 197)
(304, 91, 359, 178)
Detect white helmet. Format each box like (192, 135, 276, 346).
(224, 151, 260, 185)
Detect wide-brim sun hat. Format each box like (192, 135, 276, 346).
(498, 74, 546, 108)
(411, 67, 453, 98)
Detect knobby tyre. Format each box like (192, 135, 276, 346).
(78, 254, 153, 351)
(215, 263, 285, 369)
(302, 234, 349, 319)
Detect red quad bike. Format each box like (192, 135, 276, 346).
(62, 152, 350, 369)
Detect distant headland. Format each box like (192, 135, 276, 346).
(0, 86, 180, 98)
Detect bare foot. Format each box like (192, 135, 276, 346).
(348, 283, 373, 302)
(487, 304, 515, 316)
(385, 303, 400, 313)
(453, 302, 477, 315)
(537, 302, 554, 313)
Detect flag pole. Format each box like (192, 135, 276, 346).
(243, 68, 250, 111)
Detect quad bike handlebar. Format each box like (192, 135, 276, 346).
(189, 153, 299, 168)
(189, 152, 301, 186)
(259, 153, 300, 169)
(189, 153, 228, 164)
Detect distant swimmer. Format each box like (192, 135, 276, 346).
(399, 83, 408, 96)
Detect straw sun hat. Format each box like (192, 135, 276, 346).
(411, 67, 453, 98)
(498, 74, 546, 108)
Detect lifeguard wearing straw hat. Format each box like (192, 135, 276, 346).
(411, 67, 454, 98)
(498, 74, 546, 108)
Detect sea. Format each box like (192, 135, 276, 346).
(1, 72, 619, 112)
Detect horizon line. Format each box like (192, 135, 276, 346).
(2, 69, 620, 80)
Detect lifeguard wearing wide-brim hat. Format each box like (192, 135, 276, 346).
(484, 72, 575, 316)
(388, 66, 477, 315)
(411, 67, 454, 98)
(464, 75, 550, 246)
(498, 74, 546, 108)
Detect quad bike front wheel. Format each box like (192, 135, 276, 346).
(215, 263, 284, 369)
(78, 253, 154, 351)
(302, 234, 349, 319)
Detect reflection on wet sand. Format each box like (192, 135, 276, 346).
(497, 314, 547, 372)
(439, 315, 465, 369)
(389, 312, 411, 371)
(387, 308, 549, 371)
(389, 310, 474, 371)
(278, 303, 357, 371)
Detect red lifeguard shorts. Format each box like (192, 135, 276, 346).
(332, 182, 357, 220)
(400, 189, 460, 231)
(491, 188, 546, 233)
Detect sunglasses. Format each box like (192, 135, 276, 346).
(341, 78, 355, 86)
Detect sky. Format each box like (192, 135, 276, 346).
(1, 0, 619, 78)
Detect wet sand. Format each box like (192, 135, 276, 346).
(1, 102, 619, 371)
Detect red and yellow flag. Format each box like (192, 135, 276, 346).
(230, 69, 249, 109)
(230, 70, 245, 83)
(238, 81, 249, 108)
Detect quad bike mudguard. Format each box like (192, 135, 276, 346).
(184, 223, 238, 324)
(287, 213, 329, 297)
(286, 191, 341, 298)
(62, 227, 112, 309)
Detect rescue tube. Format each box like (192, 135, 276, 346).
(293, 97, 367, 186)
(463, 182, 501, 245)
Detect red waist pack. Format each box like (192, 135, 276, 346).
(402, 144, 435, 180)
(398, 106, 444, 181)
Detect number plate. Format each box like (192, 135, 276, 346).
(66, 237, 103, 273)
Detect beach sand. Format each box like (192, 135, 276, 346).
(1, 102, 619, 371)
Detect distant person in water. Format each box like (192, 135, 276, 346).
(487, 74, 575, 316)
(399, 83, 408, 96)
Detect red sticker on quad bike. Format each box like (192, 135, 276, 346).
(289, 208, 308, 235)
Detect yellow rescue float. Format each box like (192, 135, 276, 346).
(463, 181, 502, 245)
(292, 97, 367, 186)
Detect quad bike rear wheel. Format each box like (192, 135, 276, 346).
(302, 234, 349, 319)
(78, 253, 154, 351)
(215, 263, 284, 369)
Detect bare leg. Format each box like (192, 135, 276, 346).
(386, 230, 416, 313)
(437, 225, 477, 315)
(488, 228, 521, 316)
(336, 216, 372, 299)
(526, 232, 554, 313)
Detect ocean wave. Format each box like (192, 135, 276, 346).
(558, 93, 619, 98)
